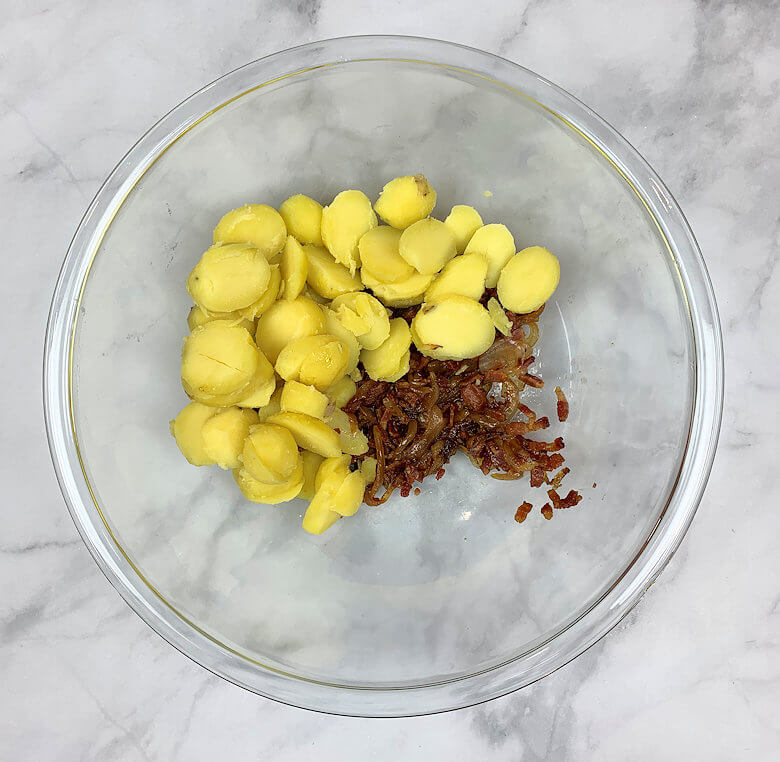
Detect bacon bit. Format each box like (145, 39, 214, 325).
(462, 383, 488, 411)
(436, 468, 446, 480)
(592, 482, 597, 488)
(333, 428, 341, 434)
(555, 386, 569, 422)
(515, 501, 533, 523)
(549, 467, 570, 490)
(541, 503, 553, 520)
(530, 468, 545, 488)
(521, 372, 545, 389)
(547, 488, 583, 510)
(413, 488, 421, 495)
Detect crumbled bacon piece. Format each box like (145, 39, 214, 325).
(555, 386, 569, 422)
(515, 502, 533, 523)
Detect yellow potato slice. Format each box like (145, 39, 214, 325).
(238, 264, 281, 320)
(497, 246, 561, 314)
(464, 223, 515, 287)
(242, 423, 301, 484)
(275, 334, 349, 390)
(444, 205, 483, 254)
(181, 321, 259, 403)
(326, 408, 368, 456)
(303, 244, 364, 299)
(256, 387, 283, 422)
(187, 305, 255, 333)
(186, 243, 271, 313)
(255, 296, 325, 364)
(170, 402, 219, 466)
(374, 174, 436, 229)
(213, 204, 287, 259)
(330, 292, 391, 350)
(360, 457, 378, 485)
(323, 307, 361, 373)
(357, 227, 415, 284)
(279, 194, 323, 246)
(487, 297, 513, 336)
(398, 218, 457, 275)
(360, 317, 412, 382)
(312, 456, 365, 517)
(233, 351, 276, 408)
(281, 380, 329, 419)
(425, 252, 488, 302)
(279, 235, 308, 301)
(299, 451, 325, 500)
(361, 268, 433, 308)
(320, 190, 377, 274)
(201, 407, 258, 470)
(267, 411, 341, 458)
(301, 500, 341, 535)
(410, 295, 495, 360)
(326, 376, 357, 408)
(234, 460, 304, 504)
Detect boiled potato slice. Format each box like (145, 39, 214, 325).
(267, 411, 341, 458)
(255, 296, 324, 364)
(182, 321, 258, 403)
(330, 292, 390, 350)
(361, 268, 433, 308)
(464, 223, 515, 287)
(213, 204, 287, 259)
(233, 350, 276, 408)
(239, 264, 281, 320)
(357, 227, 414, 283)
(202, 407, 258, 470)
(320, 190, 377, 274)
(256, 387, 283, 421)
(301, 500, 341, 535)
(487, 297, 512, 336)
(497, 246, 561, 314)
(374, 174, 436, 229)
(360, 317, 412, 382)
(326, 376, 357, 408)
(444, 205, 483, 254)
(299, 451, 325, 500)
(281, 380, 329, 419)
(275, 334, 349, 390)
(242, 423, 301, 484)
(187, 243, 271, 313)
(303, 244, 364, 299)
(312, 455, 365, 518)
(326, 408, 368, 455)
(170, 402, 219, 466)
(398, 218, 457, 275)
(323, 307, 360, 373)
(279, 194, 323, 246)
(234, 460, 304, 504)
(410, 295, 495, 360)
(360, 457, 378, 485)
(280, 236, 308, 301)
(187, 305, 254, 333)
(425, 252, 488, 302)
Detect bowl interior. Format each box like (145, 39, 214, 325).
(71, 59, 692, 688)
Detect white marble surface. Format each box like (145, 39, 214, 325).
(1, 0, 778, 759)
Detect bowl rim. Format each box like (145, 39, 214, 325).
(43, 34, 724, 717)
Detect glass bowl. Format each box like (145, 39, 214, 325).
(44, 36, 723, 717)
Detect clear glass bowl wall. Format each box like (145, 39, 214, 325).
(44, 37, 723, 716)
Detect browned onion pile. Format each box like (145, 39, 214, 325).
(344, 291, 581, 521)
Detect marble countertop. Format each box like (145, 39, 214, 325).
(2, 1, 778, 759)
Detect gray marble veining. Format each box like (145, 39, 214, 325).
(1, 0, 778, 759)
